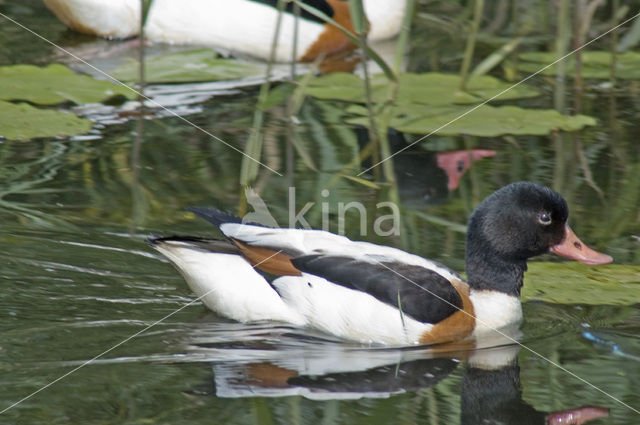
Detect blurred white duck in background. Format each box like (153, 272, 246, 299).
(43, 0, 406, 68)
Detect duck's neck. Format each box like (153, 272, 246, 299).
(465, 237, 527, 297)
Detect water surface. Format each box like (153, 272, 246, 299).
(0, 1, 639, 424)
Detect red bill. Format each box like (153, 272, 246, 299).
(551, 225, 613, 265)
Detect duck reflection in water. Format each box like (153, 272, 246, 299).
(198, 328, 608, 425)
(356, 128, 496, 208)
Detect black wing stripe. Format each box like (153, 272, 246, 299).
(291, 255, 463, 324)
(247, 0, 334, 24)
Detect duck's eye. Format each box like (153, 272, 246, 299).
(538, 212, 552, 225)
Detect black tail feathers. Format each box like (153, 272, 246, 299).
(146, 234, 241, 254)
(185, 207, 243, 228)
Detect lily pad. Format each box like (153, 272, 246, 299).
(0, 64, 135, 105)
(523, 262, 640, 305)
(305, 72, 540, 105)
(304, 73, 387, 102)
(346, 104, 596, 137)
(110, 49, 263, 83)
(0, 101, 92, 141)
(519, 51, 640, 79)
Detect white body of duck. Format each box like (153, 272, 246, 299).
(154, 227, 474, 346)
(149, 183, 612, 347)
(43, 0, 406, 62)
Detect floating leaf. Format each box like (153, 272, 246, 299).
(0, 101, 92, 140)
(523, 262, 640, 305)
(305, 72, 539, 105)
(110, 49, 263, 83)
(309, 72, 593, 137)
(305, 72, 384, 102)
(347, 104, 596, 137)
(519, 51, 640, 79)
(404, 73, 539, 105)
(0, 64, 135, 105)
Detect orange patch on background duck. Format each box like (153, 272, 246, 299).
(300, 0, 363, 72)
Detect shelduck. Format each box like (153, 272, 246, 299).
(43, 0, 406, 65)
(148, 182, 612, 346)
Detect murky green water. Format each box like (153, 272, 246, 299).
(1, 1, 639, 424)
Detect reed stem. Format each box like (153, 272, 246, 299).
(459, 0, 484, 91)
(239, 0, 286, 193)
